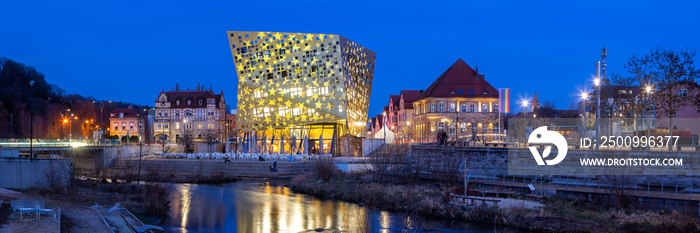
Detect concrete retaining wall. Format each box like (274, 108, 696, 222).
(111, 158, 314, 180)
(0, 158, 71, 189)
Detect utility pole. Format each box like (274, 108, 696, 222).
(595, 48, 607, 149)
(595, 61, 601, 149)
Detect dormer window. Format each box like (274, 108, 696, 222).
(187, 100, 192, 105)
(119, 113, 124, 118)
(199, 100, 203, 105)
(176, 100, 180, 106)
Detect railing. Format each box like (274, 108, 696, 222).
(0, 139, 122, 148)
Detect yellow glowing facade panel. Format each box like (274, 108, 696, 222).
(227, 31, 375, 137)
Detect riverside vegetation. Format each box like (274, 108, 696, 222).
(288, 157, 700, 233)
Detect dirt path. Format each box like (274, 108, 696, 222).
(0, 188, 111, 233)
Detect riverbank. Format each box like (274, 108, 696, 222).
(288, 174, 699, 233)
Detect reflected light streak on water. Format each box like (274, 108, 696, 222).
(165, 180, 497, 233)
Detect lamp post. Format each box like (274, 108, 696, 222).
(595, 73, 601, 149)
(646, 85, 652, 151)
(581, 91, 589, 140)
(70, 115, 77, 140)
(60, 109, 71, 139)
(382, 112, 386, 144)
(407, 121, 411, 143)
(29, 80, 34, 158)
(521, 100, 528, 118)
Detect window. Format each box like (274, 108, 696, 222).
(438, 122, 445, 131)
(460, 123, 467, 134)
(122, 123, 126, 130)
(468, 90, 473, 94)
(493, 124, 499, 134)
(199, 100, 203, 105)
(155, 123, 161, 130)
(187, 100, 191, 105)
(114, 123, 118, 131)
(678, 89, 688, 97)
(198, 124, 202, 129)
(449, 102, 456, 112)
(460, 104, 466, 112)
(198, 110, 202, 117)
(163, 124, 169, 129)
(139, 123, 143, 130)
(176, 123, 180, 129)
(470, 104, 476, 112)
(119, 113, 124, 118)
(130, 123, 134, 130)
(438, 103, 445, 112)
(176, 100, 180, 106)
(430, 103, 436, 112)
(482, 104, 488, 112)
(493, 104, 499, 113)
(449, 123, 456, 134)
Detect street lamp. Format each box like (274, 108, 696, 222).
(60, 109, 71, 139)
(29, 80, 34, 158)
(407, 121, 411, 143)
(645, 85, 653, 151)
(382, 112, 386, 144)
(581, 92, 588, 138)
(521, 100, 529, 117)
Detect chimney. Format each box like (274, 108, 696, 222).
(475, 65, 479, 75)
(176, 83, 179, 91)
(197, 83, 201, 91)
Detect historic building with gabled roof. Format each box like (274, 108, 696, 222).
(410, 58, 501, 141)
(153, 83, 227, 145)
(109, 105, 146, 142)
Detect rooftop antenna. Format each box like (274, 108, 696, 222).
(601, 48, 607, 80)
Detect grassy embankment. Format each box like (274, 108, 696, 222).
(288, 160, 699, 233)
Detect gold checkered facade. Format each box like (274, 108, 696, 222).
(227, 31, 375, 137)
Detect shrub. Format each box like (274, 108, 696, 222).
(313, 157, 337, 181)
(142, 182, 173, 218)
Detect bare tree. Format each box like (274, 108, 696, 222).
(157, 135, 168, 155)
(647, 48, 700, 150)
(178, 124, 195, 153)
(135, 140, 152, 181)
(203, 129, 219, 154)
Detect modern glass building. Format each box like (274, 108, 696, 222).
(227, 31, 375, 155)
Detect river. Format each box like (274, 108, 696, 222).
(164, 180, 501, 233)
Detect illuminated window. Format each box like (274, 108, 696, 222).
(438, 103, 444, 112)
(460, 123, 466, 134)
(470, 104, 475, 112)
(460, 103, 466, 112)
(430, 103, 436, 112)
(493, 104, 499, 113)
(449, 102, 456, 112)
(438, 122, 445, 131)
(449, 123, 455, 134)
(482, 104, 488, 112)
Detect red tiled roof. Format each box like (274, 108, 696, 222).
(417, 58, 498, 100)
(389, 95, 400, 109)
(109, 108, 140, 118)
(400, 90, 422, 109)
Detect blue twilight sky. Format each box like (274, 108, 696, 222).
(1, 0, 699, 116)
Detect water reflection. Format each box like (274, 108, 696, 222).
(166, 180, 495, 233)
